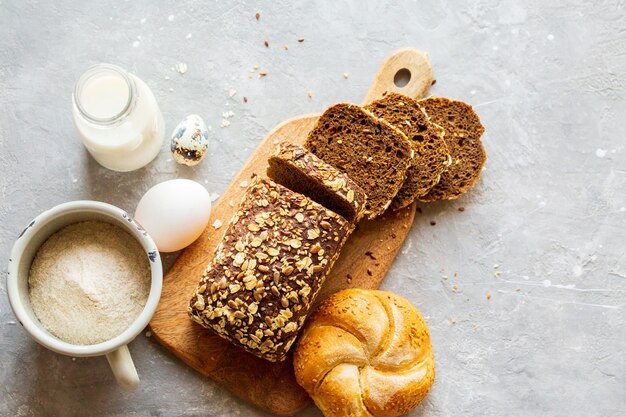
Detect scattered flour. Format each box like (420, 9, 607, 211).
(28, 221, 151, 345)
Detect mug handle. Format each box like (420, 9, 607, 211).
(105, 345, 139, 391)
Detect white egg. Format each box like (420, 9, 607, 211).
(170, 114, 209, 166)
(134, 179, 212, 252)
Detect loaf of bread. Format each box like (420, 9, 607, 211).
(188, 177, 353, 362)
(294, 289, 435, 417)
(365, 93, 450, 209)
(304, 103, 413, 220)
(267, 142, 367, 224)
(417, 97, 486, 201)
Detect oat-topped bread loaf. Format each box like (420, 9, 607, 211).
(188, 177, 353, 362)
(267, 142, 367, 224)
(365, 93, 450, 209)
(304, 103, 413, 219)
(417, 97, 486, 201)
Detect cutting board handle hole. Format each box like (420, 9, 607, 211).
(394, 68, 411, 88)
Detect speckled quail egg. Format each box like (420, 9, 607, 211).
(170, 114, 209, 166)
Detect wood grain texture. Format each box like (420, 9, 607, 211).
(149, 48, 432, 416)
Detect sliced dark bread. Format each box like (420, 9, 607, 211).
(304, 103, 413, 219)
(365, 93, 451, 210)
(267, 142, 367, 223)
(417, 97, 486, 201)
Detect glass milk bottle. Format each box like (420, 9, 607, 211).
(72, 64, 165, 172)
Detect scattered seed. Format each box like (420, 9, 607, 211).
(367, 269, 373, 276)
(212, 219, 223, 229)
(430, 220, 436, 226)
(343, 72, 349, 79)
(243, 96, 248, 103)
(458, 207, 465, 212)
(259, 73, 267, 78)
(365, 251, 376, 260)
(264, 40, 269, 47)
(283, 44, 289, 50)
(255, 12, 260, 21)
(486, 293, 492, 300)
(431, 79, 437, 85)
(307, 91, 313, 98)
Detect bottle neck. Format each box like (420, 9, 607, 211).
(73, 64, 137, 127)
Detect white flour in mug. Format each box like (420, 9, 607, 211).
(28, 221, 151, 345)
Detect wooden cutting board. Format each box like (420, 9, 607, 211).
(149, 48, 433, 416)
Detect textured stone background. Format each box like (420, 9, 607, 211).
(1, 1, 625, 416)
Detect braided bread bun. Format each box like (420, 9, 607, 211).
(294, 289, 435, 417)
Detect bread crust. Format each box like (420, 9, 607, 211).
(304, 103, 413, 219)
(188, 177, 353, 361)
(417, 97, 486, 201)
(267, 142, 367, 223)
(294, 289, 436, 416)
(366, 93, 451, 209)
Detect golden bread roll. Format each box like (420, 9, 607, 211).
(293, 289, 435, 417)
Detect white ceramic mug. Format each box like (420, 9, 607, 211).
(7, 201, 163, 391)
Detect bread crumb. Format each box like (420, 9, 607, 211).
(453, 284, 458, 290)
(493, 264, 500, 269)
(307, 91, 313, 98)
(247, 73, 253, 79)
(174, 62, 188, 74)
(220, 119, 231, 128)
(145, 330, 152, 338)
(255, 12, 260, 21)
(430, 220, 436, 226)
(515, 288, 521, 292)
(458, 207, 465, 212)
(486, 293, 492, 300)
(229, 200, 235, 207)
(252, 65, 259, 71)
(209, 192, 220, 202)
(239, 180, 249, 188)
(212, 219, 223, 229)
(451, 319, 456, 325)
(259, 72, 267, 78)
(494, 271, 502, 277)
(228, 89, 237, 98)
(283, 44, 289, 50)
(343, 72, 349, 79)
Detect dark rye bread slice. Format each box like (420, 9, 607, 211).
(365, 93, 451, 210)
(417, 97, 486, 202)
(304, 103, 413, 220)
(267, 142, 367, 224)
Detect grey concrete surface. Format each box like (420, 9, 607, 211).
(1, 1, 625, 416)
